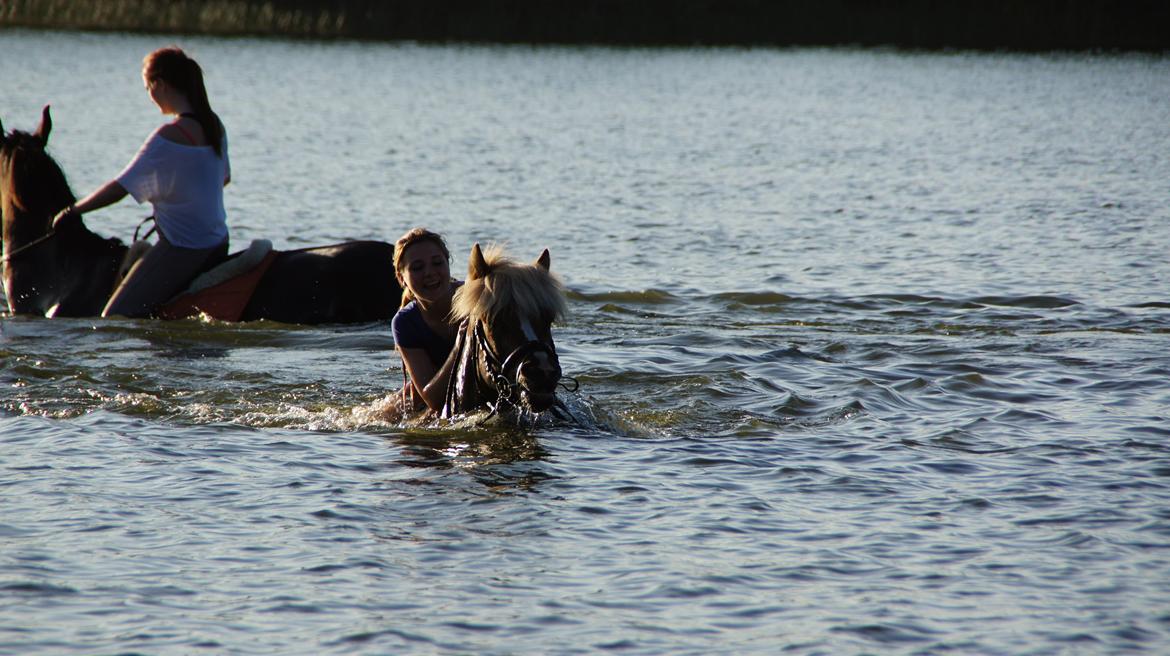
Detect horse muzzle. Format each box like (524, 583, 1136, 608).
(516, 355, 562, 412)
(500, 340, 560, 412)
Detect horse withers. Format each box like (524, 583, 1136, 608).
(1, 106, 400, 323)
(440, 242, 570, 421)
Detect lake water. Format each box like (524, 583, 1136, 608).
(2, 29, 1169, 655)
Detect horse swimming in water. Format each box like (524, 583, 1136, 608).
(440, 242, 571, 421)
(1, 106, 401, 323)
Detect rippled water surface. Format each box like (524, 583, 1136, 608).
(2, 30, 1170, 655)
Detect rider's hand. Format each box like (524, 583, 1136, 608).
(51, 204, 77, 230)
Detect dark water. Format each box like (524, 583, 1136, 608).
(2, 30, 1169, 654)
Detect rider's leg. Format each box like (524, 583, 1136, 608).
(102, 235, 228, 318)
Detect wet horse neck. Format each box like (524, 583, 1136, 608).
(440, 319, 497, 418)
(2, 213, 126, 317)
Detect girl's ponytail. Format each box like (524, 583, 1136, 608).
(144, 47, 225, 157)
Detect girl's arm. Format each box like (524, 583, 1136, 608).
(52, 180, 128, 228)
(399, 346, 458, 412)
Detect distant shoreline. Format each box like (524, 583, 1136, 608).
(3, 0, 1168, 51)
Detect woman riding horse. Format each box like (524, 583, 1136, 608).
(52, 46, 231, 318)
(1, 107, 400, 324)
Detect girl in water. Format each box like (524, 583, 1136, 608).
(391, 227, 463, 415)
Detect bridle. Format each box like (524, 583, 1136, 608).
(470, 316, 577, 422)
(478, 319, 552, 401)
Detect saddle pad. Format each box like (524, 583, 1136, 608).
(157, 251, 279, 322)
(186, 239, 273, 294)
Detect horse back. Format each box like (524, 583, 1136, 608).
(241, 240, 400, 324)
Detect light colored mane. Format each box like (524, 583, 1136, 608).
(451, 244, 567, 324)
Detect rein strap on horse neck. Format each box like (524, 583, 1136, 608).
(3, 216, 156, 266)
(1, 230, 55, 264)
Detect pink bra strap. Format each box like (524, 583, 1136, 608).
(174, 121, 198, 146)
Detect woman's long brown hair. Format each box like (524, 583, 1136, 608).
(144, 47, 224, 157)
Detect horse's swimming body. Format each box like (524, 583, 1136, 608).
(440, 242, 570, 421)
(1, 106, 400, 323)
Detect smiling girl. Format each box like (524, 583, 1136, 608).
(391, 227, 463, 413)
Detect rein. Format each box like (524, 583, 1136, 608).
(133, 216, 157, 242)
(1, 230, 55, 264)
(1, 216, 155, 266)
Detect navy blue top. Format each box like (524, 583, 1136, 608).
(391, 299, 457, 369)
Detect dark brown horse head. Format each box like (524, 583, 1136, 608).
(2, 105, 112, 317)
(448, 243, 568, 415)
(0, 104, 51, 147)
(1, 105, 73, 238)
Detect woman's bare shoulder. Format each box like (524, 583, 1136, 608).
(157, 118, 207, 146)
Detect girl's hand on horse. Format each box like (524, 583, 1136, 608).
(52, 204, 78, 229)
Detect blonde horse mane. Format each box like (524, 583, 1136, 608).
(451, 243, 567, 324)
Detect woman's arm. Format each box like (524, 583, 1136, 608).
(52, 180, 129, 228)
(399, 345, 458, 412)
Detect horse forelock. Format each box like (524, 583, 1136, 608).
(451, 246, 567, 325)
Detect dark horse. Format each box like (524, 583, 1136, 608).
(1, 106, 400, 323)
(440, 243, 571, 421)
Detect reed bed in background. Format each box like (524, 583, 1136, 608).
(2, 0, 1167, 50)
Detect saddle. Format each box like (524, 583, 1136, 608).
(155, 239, 277, 321)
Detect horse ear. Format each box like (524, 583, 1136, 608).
(34, 105, 52, 145)
(469, 243, 490, 281)
(535, 248, 551, 271)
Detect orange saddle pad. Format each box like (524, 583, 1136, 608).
(157, 251, 278, 321)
